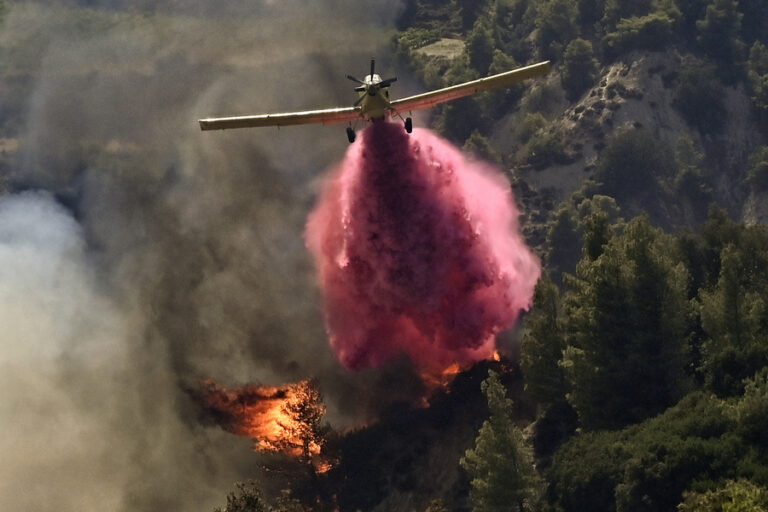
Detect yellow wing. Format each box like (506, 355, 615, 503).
(390, 61, 551, 113)
(199, 106, 363, 131)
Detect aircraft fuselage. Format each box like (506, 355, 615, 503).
(357, 73, 392, 120)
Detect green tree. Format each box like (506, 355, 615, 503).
(517, 112, 548, 143)
(461, 371, 541, 512)
(579, 195, 618, 261)
(535, 0, 578, 61)
(545, 202, 582, 279)
(463, 130, 501, 163)
(679, 480, 768, 512)
(213, 483, 307, 512)
(674, 136, 712, 217)
(548, 392, 742, 512)
(545, 194, 622, 279)
(525, 131, 568, 169)
(734, 368, 768, 446)
(738, 0, 768, 44)
(673, 59, 726, 134)
(603, 12, 677, 58)
(215, 482, 268, 512)
(561, 38, 599, 101)
(748, 146, 768, 191)
(484, 49, 524, 115)
(576, 0, 605, 28)
(466, 16, 496, 75)
(700, 245, 768, 396)
(594, 129, 675, 205)
(748, 42, 768, 133)
(562, 216, 690, 429)
(522, 276, 567, 405)
(696, 0, 745, 82)
(457, 0, 490, 30)
(602, 0, 653, 29)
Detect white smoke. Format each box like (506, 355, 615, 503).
(0, 1, 404, 510)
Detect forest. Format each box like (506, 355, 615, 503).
(389, 0, 768, 510)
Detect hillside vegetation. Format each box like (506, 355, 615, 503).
(392, 0, 768, 511)
(209, 0, 768, 509)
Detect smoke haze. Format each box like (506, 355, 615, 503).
(0, 1, 404, 510)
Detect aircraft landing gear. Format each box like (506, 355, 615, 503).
(404, 117, 413, 134)
(346, 126, 356, 143)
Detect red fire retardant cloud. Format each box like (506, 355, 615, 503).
(305, 122, 540, 371)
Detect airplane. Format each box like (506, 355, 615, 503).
(199, 59, 551, 143)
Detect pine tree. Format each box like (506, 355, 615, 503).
(562, 216, 690, 429)
(561, 38, 599, 101)
(696, 0, 745, 82)
(522, 276, 568, 405)
(461, 371, 541, 512)
(699, 245, 768, 396)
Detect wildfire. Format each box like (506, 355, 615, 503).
(200, 379, 326, 462)
(419, 350, 503, 396)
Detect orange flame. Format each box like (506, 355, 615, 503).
(419, 350, 503, 398)
(200, 379, 324, 460)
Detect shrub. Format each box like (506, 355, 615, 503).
(561, 38, 599, 101)
(517, 112, 548, 143)
(603, 12, 676, 58)
(526, 132, 567, 169)
(673, 60, 726, 135)
(594, 128, 674, 203)
(748, 146, 768, 192)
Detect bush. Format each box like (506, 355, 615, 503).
(526, 132, 568, 169)
(535, 0, 578, 61)
(594, 128, 674, 203)
(561, 38, 599, 101)
(673, 60, 726, 135)
(547, 393, 743, 512)
(748, 146, 768, 191)
(517, 112, 548, 143)
(603, 12, 676, 58)
(463, 130, 501, 164)
(748, 42, 768, 133)
(679, 480, 768, 512)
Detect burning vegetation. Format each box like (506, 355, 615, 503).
(200, 379, 329, 469)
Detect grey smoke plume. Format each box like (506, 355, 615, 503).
(0, 1, 403, 510)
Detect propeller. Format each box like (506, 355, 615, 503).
(379, 77, 398, 88)
(347, 58, 397, 106)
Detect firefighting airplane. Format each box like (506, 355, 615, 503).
(199, 59, 551, 143)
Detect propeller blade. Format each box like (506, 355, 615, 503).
(346, 74, 364, 84)
(354, 94, 365, 107)
(379, 77, 398, 87)
(370, 59, 375, 80)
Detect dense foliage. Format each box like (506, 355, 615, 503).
(521, 207, 768, 510)
(461, 371, 541, 511)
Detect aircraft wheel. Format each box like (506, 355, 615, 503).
(346, 127, 356, 143)
(404, 117, 413, 134)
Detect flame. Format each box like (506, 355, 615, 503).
(419, 351, 503, 397)
(200, 379, 325, 460)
